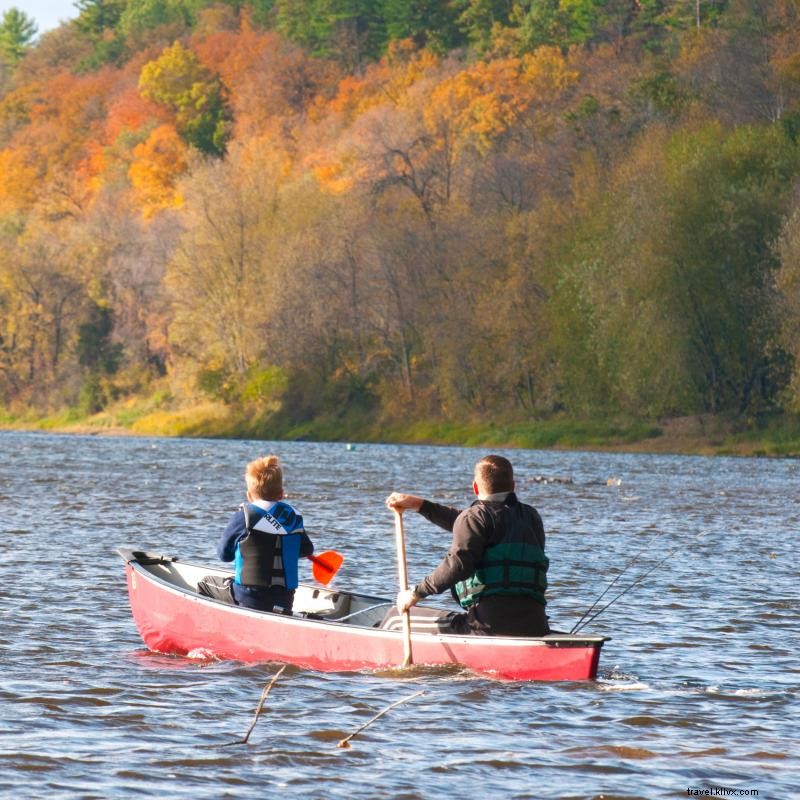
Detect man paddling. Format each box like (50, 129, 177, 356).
(386, 454, 550, 636)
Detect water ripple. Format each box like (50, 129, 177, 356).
(0, 431, 797, 798)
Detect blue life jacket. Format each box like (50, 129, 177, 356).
(235, 501, 305, 589)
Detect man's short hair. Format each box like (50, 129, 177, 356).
(245, 455, 283, 500)
(475, 455, 514, 494)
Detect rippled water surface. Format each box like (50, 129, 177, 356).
(1, 431, 798, 798)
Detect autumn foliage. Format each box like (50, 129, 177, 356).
(2, 1, 800, 432)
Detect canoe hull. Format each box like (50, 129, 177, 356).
(122, 552, 604, 681)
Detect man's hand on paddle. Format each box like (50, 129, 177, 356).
(385, 493, 423, 512)
(396, 588, 421, 613)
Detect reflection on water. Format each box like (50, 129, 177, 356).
(0, 431, 797, 797)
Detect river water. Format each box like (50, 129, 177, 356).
(0, 431, 797, 798)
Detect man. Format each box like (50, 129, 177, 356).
(385, 454, 550, 636)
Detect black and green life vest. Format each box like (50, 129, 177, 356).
(454, 499, 548, 609)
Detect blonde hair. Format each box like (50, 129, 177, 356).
(245, 455, 284, 500)
(475, 455, 514, 494)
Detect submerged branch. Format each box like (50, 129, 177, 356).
(337, 690, 425, 749)
(225, 664, 287, 746)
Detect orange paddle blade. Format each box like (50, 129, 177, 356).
(310, 550, 344, 585)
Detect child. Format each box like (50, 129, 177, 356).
(217, 455, 313, 613)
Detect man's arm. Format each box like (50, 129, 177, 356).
(385, 493, 461, 532)
(414, 508, 488, 598)
(387, 492, 474, 612)
(418, 499, 460, 532)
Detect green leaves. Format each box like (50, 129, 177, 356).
(139, 41, 231, 155)
(0, 8, 37, 66)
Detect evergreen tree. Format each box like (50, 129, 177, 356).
(384, 0, 464, 50)
(454, 0, 514, 51)
(73, 0, 127, 35)
(276, 0, 385, 63)
(118, 0, 192, 39)
(0, 8, 38, 66)
(73, 0, 127, 70)
(517, 0, 604, 51)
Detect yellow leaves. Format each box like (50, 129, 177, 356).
(428, 47, 577, 154)
(0, 147, 39, 215)
(139, 41, 202, 107)
(128, 124, 187, 218)
(430, 59, 527, 151)
(386, 40, 439, 97)
(521, 46, 580, 101)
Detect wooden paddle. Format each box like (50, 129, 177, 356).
(394, 510, 413, 667)
(309, 550, 344, 585)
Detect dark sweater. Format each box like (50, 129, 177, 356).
(413, 493, 550, 637)
(414, 493, 546, 598)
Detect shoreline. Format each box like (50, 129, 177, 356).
(3, 410, 799, 457)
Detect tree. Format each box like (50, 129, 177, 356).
(776, 202, 800, 410)
(165, 141, 285, 379)
(0, 8, 38, 66)
(139, 41, 231, 155)
(74, 0, 127, 35)
(383, 0, 464, 50)
(517, 0, 605, 51)
(276, 0, 385, 65)
(77, 303, 122, 373)
(544, 122, 800, 417)
(658, 124, 798, 413)
(118, 0, 191, 40)
(73, 0, 127, 69)
(454, 0, 515, 51)
(128, 124, 189, 216)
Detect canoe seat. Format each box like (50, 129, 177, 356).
(379, 605, 460, 634)
(294, 586, 352, 619)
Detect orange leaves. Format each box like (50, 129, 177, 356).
(194, 28, 271, 92)
(0, 84, 41, 137)
(325, 42, 439, 122)
(310, 153, 367, 195)
(104, 82, 167, 143)
(128, 124, 187, 218)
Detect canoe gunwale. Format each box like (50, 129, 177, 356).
(118, 548, 607, 649)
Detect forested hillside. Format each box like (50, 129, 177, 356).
(2, 0, 800, 440)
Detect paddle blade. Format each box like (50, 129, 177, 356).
(310, 550, 344, 585)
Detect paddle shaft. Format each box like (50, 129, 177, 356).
(394, 510, 413, 667)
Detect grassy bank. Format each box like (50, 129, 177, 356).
(3, 394, 800, 457)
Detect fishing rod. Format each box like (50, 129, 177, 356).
(569, 530, 663, 635)
(571, 530, 707, 634)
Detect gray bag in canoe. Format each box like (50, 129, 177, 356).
(197, 575, 235, 604)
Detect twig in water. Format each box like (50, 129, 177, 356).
(225, 664, 287, 746)
(337, 690, 425, 749)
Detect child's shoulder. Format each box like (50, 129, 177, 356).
(270, 500, 304, 531)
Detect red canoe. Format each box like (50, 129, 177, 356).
(119, 549, 606, 681)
